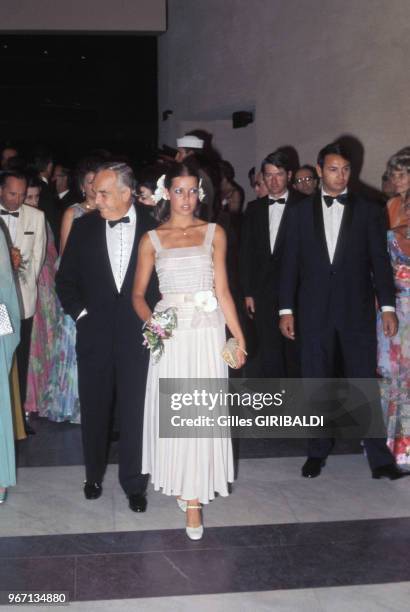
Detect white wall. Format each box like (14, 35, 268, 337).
(158, 0, 410, 198)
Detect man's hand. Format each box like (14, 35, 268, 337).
(244, 297, 255, 318)
(10, 247, 22, 271)
(382, 311, 398, 337)
(279, 314, 295, 340)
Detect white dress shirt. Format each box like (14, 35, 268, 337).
(77, 205, 137, 322)
(106, 204, 136, 292)
(268, 190, 288, 253)
(279, 189, 394, 315)
(58, 190, 69, 200)
(321, 188, 346, 264)
(0, 203, 19, 243)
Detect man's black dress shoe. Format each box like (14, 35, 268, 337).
(128, 493, 147, 513)
(83, 482, 102, 499)
(372, 464, 410, 480)
(24, 421, 36, 435)
(302, 457, 325, 478)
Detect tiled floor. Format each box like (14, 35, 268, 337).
(1, 417, 409, 610)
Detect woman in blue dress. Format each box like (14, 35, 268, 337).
(0, 220, 20, 504)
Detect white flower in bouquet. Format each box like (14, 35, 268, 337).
(142, 307, 178, 363)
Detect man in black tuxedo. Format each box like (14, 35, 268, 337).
(240, 150, 301, 377)
(279, 143, 406, 480)
(31, 147, 61, 251)
(52, 164, 77, 211)
(56, 162, 158, 511)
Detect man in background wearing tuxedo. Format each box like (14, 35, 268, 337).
(52, 163, 76, 211)
(31, 146, 61, 251)
(240, 150, 301, 378)
(279, 142, 406, 480)
(0, 171, 46, 434)
(56, 162, 158, 512)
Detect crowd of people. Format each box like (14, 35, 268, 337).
(0, 135, 409, 539)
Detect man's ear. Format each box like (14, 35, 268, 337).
(316, 164, 323, 179)
(121, 186, 132, 202)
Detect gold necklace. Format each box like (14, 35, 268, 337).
(171, 226, 191, 236)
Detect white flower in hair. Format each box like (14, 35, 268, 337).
(198, 178, 205, 202)
(153, 174, 167, 204)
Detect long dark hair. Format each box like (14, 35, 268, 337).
(155, 161, 201, 223)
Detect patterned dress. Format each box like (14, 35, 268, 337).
(25, 222, 59, 415)
(42, 204, 87, 423)
(377, 231, 410, 468)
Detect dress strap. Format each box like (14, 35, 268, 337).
(204, 223, 216, 247)
(148, 230, 162, 253)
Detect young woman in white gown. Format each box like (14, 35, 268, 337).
(132, 162, 246, 540)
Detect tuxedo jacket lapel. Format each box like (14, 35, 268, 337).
(122, 204, 142, 293)
(96, 214, 118, 294)
(332, 193, 354, 268)
(272, 193, 297, 257)
(14, 205, 25, 248)
(312, 191, 331, 265)
(258, 197, 272, 257)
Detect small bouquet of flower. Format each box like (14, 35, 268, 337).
(10, 247, 29, 285)
(142, 307, 178, 363)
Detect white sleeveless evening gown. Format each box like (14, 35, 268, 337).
(142, 223, 234, 503)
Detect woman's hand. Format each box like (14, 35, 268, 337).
(234, 343, 247, 369)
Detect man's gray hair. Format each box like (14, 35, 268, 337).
(97, 161, 136, 194)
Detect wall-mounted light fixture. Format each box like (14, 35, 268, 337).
(232, 111, 253, 129)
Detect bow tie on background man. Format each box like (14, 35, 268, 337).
(0, 209, 19, 217)
(269, 197, 286, 205)
(323, 194, 349, 208)
(108, 216, 130, 228)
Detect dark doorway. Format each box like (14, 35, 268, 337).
(0, 34, 157, 166)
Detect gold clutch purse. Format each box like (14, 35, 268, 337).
(221, 337, 247, 369)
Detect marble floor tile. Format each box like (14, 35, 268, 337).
(0, 556, 74, 597)
(0, 465, 117, 537)
(2, 518, 408, 559)
(66, 582, 410, 612)
(2, 584, 410, 612)
(280, 473, 410, 523)
(0, 589, 322, 612)
(315, 581, 410, 612)
(3, 455, 410, 538)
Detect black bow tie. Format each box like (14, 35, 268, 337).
(269, 198, 286, 205)
(108, 216, 130, 228)
(323, 194, 348, 207)
(1, 209, 19, 217)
